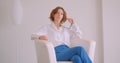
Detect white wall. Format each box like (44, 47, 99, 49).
(102, 0, 120, 63)
(0, 0, 103, 63)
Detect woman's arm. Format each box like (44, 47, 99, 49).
(32, 25, 48, 40)
(67, 18, 83, 39)
(39, 35, 48, 41)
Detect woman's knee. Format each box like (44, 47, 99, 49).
(71, 55, 82, 63)
(74, 46, 87, 54)
(74, 46, 85, 51)
(71, 55, 80, 60)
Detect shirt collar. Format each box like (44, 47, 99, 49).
(51, 22, 63, 31)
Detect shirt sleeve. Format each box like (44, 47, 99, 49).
(69, 23, 83, 39)
(32, 25, 48, 39)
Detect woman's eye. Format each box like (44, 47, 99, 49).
(56, 12, 63, 15)
(61, 13, 63, 15)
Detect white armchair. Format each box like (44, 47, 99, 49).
(31, 36, 96, 63)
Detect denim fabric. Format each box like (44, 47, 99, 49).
(55, 45, 92, 63)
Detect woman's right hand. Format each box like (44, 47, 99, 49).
(39, 35, 48, 41)
(67, 18, 74, 24)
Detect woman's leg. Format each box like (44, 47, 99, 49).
(55, 45, 70, 61)
(73, 46, 92, 63)
(71, 55, 82, 63)
(55, 45, 92, 63)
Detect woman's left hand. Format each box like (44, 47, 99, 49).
(67, 18, 74, 24)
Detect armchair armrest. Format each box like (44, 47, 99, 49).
(70, 37, 96, 62)
(31, 33, 39, 40)
(34, 39, 57, 63)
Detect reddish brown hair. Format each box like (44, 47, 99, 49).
(49, 6, 67, 24)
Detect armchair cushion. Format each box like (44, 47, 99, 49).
(58, 61, 72, 63)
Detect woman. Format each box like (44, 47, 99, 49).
(34, 6, 92, 63)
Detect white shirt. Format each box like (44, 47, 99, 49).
(33, 22, 82, 47)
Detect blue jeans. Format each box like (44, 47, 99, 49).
(55, 45, 92, 63)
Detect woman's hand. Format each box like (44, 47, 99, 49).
(39, 35, 48, 41)
(67, 18, 74, 24)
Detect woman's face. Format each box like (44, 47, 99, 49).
(54, 9, 64, 23)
